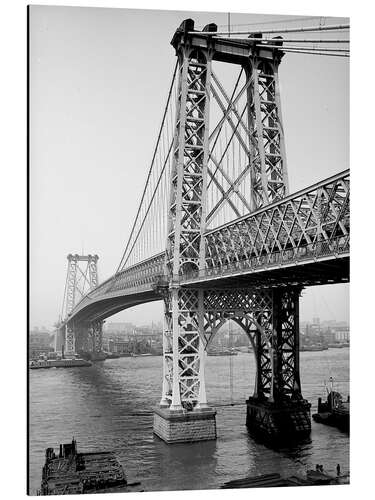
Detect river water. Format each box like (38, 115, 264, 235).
(29, 348, 349, 494)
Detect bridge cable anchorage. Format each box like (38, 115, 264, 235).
(116, 61, 178, 272)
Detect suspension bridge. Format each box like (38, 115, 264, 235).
(54, 18, 350, 444)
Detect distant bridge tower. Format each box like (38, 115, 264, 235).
(154, 19, 310, 443)
(56, 254, 101, 356)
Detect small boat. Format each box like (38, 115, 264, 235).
(104, 352, 121, 359)
(300, 344, 326, 352)
(29, 358, 92, 369)
(328, 342, 349, 349)
(208, 350, 238, 356)
(312, 377, 349, 432)
(29, 360, 52, 369)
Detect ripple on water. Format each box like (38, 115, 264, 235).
(29, 349, 349, 493)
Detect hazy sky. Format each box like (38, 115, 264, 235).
(29, 6, 349, 329)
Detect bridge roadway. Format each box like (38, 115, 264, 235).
(66, 169, 349, 325)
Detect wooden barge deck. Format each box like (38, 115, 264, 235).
(39, 439, 128, 495)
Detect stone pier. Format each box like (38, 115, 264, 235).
(153, 407, 217, 443)
(246, 397, 311, 442)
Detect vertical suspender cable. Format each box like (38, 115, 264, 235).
(229, 321, 234, 404)
(116, 61, 178, 272)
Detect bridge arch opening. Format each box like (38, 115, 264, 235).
(179, 261, 199, 277)
(204, 318, 258, 407)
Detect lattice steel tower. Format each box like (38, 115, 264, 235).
(154, 19, 310, 444)
(59, 254, 101, 355)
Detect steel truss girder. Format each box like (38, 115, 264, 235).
(159, 285, 304, 411)
(203, 171, 350, 274)
(65, 172, 349, 325)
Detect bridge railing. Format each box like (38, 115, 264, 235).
(181, 169, 350, 283)
(65, 253, 166, 320)
(181, 234, 349, 282)
(67, 170, 349, 319)
(105, 253, 165, 293)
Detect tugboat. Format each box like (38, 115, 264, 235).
(312, 377, 349, 432)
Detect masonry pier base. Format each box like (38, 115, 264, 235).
(246, 397, 311, 442)
(153, 407, 217, 443)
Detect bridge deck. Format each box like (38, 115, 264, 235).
(65, 169, 349, 324)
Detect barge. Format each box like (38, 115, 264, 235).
(39, 439, 128, 495)
(30, 358, 92, 369)
(208, 349, 238, 356)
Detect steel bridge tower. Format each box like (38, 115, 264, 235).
(55, 254, 104, 358)
(153, 19, 311, 443)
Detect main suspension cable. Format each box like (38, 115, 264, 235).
(193, 23, 349, 36)
(259, 44, 349, 52)
(121, 138, 174, 269)
(116, 61, 178, 273)
(203, 15, 336, 30)
(268, 48, 350, 57)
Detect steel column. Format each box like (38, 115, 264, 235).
(163, 31, 213, 412)
(90, 320, 103, 353)
(271, 287, 303, 401)
(246, 55, 289, 209)
(65, 324, 75, 355)
(166, 45, 212, 278)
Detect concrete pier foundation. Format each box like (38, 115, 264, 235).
(153, 407, 217, 443)
(246, 397, 311, 442)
